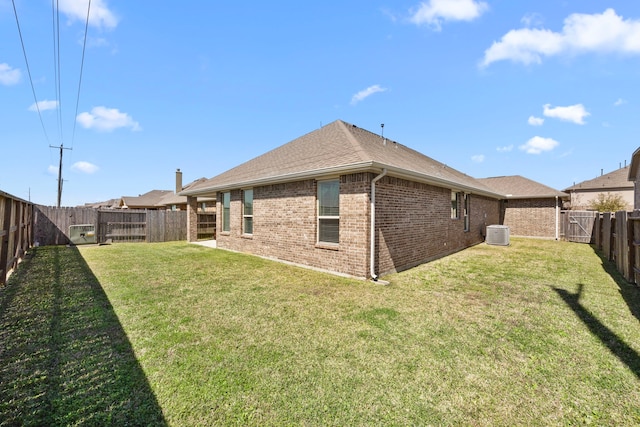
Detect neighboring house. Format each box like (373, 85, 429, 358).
(119, 190, 174, 209)
(628, 148, 640, 210)
(83, 192, 174, 209)
(156, 169, 216, 211)
(478, 175, 568, 239)
(83, 198, 120, 209)
(83, 170, 215, 211)
(564, 166, 634, 211)
(182, 119, 504, 279)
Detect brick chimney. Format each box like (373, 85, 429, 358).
(176, 168, 183, 194)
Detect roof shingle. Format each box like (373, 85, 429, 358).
(564, 166, 633, 191)
(478, 175, 568, 199)
(184, 120, 502, 198)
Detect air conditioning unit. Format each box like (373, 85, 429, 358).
(486, 225, 510, 246)
(69, 224, 97, 245)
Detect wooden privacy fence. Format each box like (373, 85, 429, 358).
(560, 210, 598, 243)
(590, 210, 640, 285)
(34, 206, 216, 246)
(1, 190, 33, 285)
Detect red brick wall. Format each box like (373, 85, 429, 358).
(375, 177, 500, 275)
(215, 174, 371, 278)
(215, 173, 501, 278)
(502, 198, 559, 238)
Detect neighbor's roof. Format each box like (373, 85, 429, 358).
(121, 190, 173, 208)
(83, 198, 120, 209)
(183, 120, 503, 199)
(478, 175, 568, 199)
(564, 166, 633, 192)
(155, 178, 215, 206)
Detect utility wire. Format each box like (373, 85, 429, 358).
(12, 0, 50, 144)
(71, 0, 92, 148)
(54, 0, 64, 144)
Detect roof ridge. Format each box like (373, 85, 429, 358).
(336, 120, 371, 163)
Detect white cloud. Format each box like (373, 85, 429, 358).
(614, 98, 627, 106)
(521, 13, 544, 28)
(350, 85, 387, 105)
(543, 103, 590, 124)
(497, 145, 513, 152)
(528, 115, 544, 126)
(48, 165, 59, 175)
(519, 136, 559, 154)
(471, 154, 485, 163)
(77, 106, 141, 132)
(481, 9, 640, 67)
(71, 161, 99, 174)
(58, 0, 118, 29)
(28, 100, 59, 112)
(409, 0, 488, 30)
(0, 63, 21, 85)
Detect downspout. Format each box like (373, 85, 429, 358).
(370, 168, 387, 280)
(555, 196, 559, 240)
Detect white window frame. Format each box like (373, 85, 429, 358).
(222, 192, 231, 232)
(317, 179, 339, 244)
(463, 193, 470, 232)
(242, 189, 253, 235)
(451, 191, 460, 219)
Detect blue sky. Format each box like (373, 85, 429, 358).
(1, 0, 639, 206)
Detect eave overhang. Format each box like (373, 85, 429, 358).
(180, 161, 505, 200)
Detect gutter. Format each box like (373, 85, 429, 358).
(181, 161, 504, 200)
(370, 168, 387, 281)
(555, 195, 559, 240)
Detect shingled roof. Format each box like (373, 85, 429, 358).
(121, 190, 173, 209)
(478, 175, 568, 199)
(183, 120, 502, 198)
(155, 177, 213, 206)
(564, 166, 633, 192)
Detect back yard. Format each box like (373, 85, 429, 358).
(1, 238, 639, 425)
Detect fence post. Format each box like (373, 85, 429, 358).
(0, 197, 12, 285)
(615, 211, 629, 280)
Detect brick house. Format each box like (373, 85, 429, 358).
(564, 165, 634, 211)
(478, 175, 568, 239)
(155, 170, 215, 212)
(182, 120, 503, 279)
(628, 148, 640, 210)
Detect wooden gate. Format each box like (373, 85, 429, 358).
(562, 210, 597, 243)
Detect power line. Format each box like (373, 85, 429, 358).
(71, 0, 92, 148)
(53, 0, 64, 144)
(13, 0, 93, 206)
(11, 0, 51, 144)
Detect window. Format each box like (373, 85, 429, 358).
(243, 189, 253, 235)
(451, 191, 459, 219)
(318, 180, 339, 244)
(463, 193, 470, 231)
(222, 192, 230, 232)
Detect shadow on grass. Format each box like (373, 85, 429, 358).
(591, 245, 640, 323)
(553, 284, 640, 380)
(0, 246, 167, 426)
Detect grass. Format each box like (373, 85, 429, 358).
(2, 238, 640, 425)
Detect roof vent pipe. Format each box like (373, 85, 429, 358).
(370, 168, 387, 281)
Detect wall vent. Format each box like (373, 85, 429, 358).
(486, 225, 510, 246)
(69, 224, 97, 245)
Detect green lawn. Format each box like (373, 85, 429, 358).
(2, 238, 639, 426)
